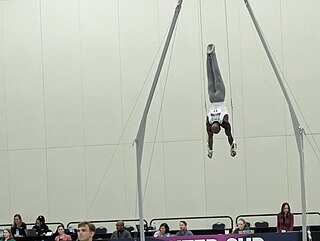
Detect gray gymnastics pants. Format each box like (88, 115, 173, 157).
(206, 44, 226, 103)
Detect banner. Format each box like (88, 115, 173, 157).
(151, 231, 301, 241)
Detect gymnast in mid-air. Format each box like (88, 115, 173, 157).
(206, 43, 237, 158)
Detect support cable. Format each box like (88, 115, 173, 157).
(224, 0, 236, 139)
(198, 0, 207, 114)
(134, 1, 183, 240)
(142, 18, 179, 203)
(243, 1, 308, 241)
(85, 15, 173, 218)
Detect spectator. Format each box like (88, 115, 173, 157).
(32, 215, 50, 236)
(277, 202, 294, 232)
(233, 218, 250, 233)
(1, 229, 15, 241)
(77, 221, 95, 241)
(175, 221, 193, 236)
(110, 221, 132, 239)
(153, 223, 170, 237)
(11, 214, 27, 237)
(55, 224, 72, 241)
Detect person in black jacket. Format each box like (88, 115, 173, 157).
(11, 214, 27, 237)
(32, 215, 50, 236)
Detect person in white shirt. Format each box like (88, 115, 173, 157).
(153, 223, 170, 237)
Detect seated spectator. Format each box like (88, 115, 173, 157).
(55, 225, 72, 241)
(1, 229, 15, 241)
(77, 221, 96, 241)
(11, 214, 27, 237)
(175, 221, 193, 236)
(153, 223, 170, 237)
(110, 221, 132, 239)
(32, 215, 50, 236)
(233, 218, 250, 233)
(277, 202, 294, 232)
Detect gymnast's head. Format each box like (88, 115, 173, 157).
(211, 122, 221, 134)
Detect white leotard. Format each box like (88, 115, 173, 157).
(207, 102, 228, 125)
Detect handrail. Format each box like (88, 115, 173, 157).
(66, 219, 148, 230)
(236, 212, 320, 225)
(149, 215, 234, 230)
(0, 222, 64, 229)
(0, 223, 12, 228)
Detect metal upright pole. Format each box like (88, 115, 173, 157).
(134, 1, 183, 241)
(243, 1, 307, 241)
(299, 127, 307, 240)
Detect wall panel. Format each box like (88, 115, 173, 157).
(3, 0, 45, 150)
(8, 149, 48, 222)
(79, 0, 123, 146)
(46, 147, 87, 221)
(0, 1, 7, 151)
(41, 0, 84, 148)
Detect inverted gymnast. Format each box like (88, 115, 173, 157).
(206, 44, 237, 158)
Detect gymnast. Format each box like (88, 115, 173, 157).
(206, 43, 237, 158)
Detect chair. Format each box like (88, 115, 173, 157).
(124, 225, 134, 232)
(212, 222, 225, 230)
(136, 224, 147, 232)
(255, 221, 269, 228)
(95, 226, 107, 234)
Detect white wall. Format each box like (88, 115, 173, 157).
(0, 0, 319, 230)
